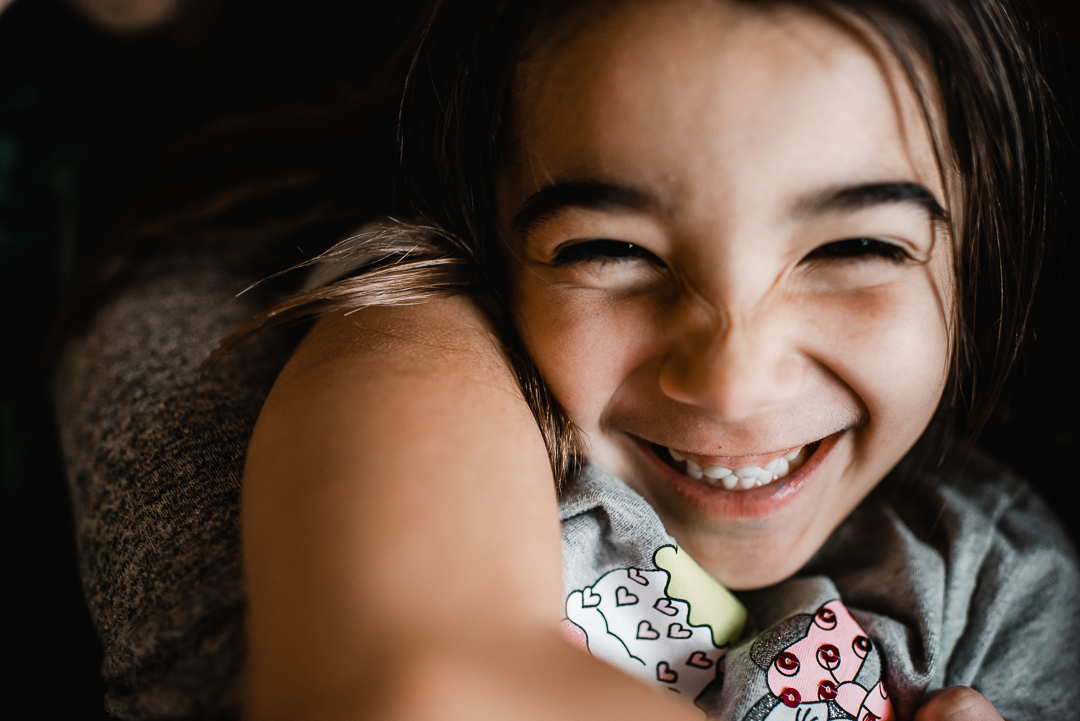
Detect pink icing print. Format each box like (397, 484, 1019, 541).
(860, 681, 893, 721)
(765, 601, 894, 720)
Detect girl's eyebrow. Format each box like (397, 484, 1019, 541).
(794, 182, 949, 223)
(510, 181, 655, 235)
(510, 180, 948, 236)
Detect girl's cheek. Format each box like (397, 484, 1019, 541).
(515, 282, 665, 430)
(806, 279, 950, 435)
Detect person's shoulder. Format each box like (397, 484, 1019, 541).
(934, 449, 1078, 561)
(932, 458, 1080, 717)
(813, 447, 1080, 616)
(878, 448, 1080, 648)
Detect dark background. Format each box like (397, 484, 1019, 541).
(0, 0, 425, 715)
(1, 0, 1077, 716)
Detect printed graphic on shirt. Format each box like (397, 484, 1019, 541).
(743, 601, 895, 721)
(563, 545, 747, 704)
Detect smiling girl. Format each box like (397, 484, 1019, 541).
(235, 0, 1079, 719)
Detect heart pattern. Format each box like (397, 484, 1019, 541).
(637, 621, 660, 640)
(654, 598, 678, 616)
(563, 555, 727, 705)
(686, 651, 714, 669)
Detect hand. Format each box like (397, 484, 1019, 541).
(914, 687, 1005, 721)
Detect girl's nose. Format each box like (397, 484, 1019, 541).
(658, 313, 804, 421)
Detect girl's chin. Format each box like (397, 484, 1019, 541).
(628, 431, 844, 522)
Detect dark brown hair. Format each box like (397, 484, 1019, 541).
(222, 0, 1052, 489)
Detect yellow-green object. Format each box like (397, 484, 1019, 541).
(654, 545, 747, 647)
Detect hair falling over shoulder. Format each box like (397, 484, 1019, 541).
(211, 218, 583, 489)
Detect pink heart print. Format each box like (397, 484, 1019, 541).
(637, 621, 661, 640)
(686, 651, 714, 669)
(657, 662, 679, 684)
(563, 562, 726, 704)
(654, 598, 678, 616)
(667, 623, 693, 639)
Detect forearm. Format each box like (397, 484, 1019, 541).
(249, 629, 703, 721)
(242, 300, 699, 720)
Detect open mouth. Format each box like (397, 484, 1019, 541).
(650, 439, 824, 491)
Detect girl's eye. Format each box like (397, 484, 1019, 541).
(551, 239, 657, 266)
(805, 237, 910, 263)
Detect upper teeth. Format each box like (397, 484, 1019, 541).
(668, 446, 805, 490)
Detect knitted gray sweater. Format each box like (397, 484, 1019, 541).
(53, 255, 296, 719)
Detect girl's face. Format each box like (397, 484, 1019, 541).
(498, 0, 954, 589)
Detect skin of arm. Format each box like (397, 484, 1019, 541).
(241, 297, 703, 720)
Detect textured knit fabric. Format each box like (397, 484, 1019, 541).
(561, 457, 1080, 721)
(52, 253, 297, 720)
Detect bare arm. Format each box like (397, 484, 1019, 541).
(242, 297, 701, 720)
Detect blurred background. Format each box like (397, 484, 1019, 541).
(1, 0, 1077, 716)
(0, 0, 426, 715)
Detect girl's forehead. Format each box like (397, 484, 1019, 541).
(507, 0, 946, 219)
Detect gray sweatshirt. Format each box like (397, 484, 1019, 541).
(561, 458, 1080, 720)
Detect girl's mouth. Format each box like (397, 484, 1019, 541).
(653, 441, 818, 491)
(630, 431, 845, 520)
(627, 432, 845, 520)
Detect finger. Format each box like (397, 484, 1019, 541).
(913, 687, 1003, 721)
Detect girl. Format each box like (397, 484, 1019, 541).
(234, 0, 1079, 718)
